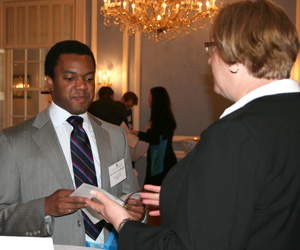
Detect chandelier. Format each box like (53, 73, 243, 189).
(100, 0, 218, 43)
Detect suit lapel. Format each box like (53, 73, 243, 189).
(32, 109, 74, 189)
(89, 115, 113, 191)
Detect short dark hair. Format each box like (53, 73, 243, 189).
(123, 91, 138, 105)
(44, 40, 96, 79)
(98, 86, 114, 99)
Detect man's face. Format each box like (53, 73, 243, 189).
(124, 99, 134, 111)
(46, 53, 95, 115)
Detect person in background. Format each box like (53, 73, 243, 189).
(118, 91, 139, 170)
(0, 40, 144, 248)
(85, 0, 300, 249)
(98, 86, 115, 99)
(118, 91, 138, 129)
(88, 86, 128, 126)
(131, 86, 177, 186)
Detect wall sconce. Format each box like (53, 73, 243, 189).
(98, 70, 112, 87)
(13, 75, 31, 98)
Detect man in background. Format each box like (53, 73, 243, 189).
(118, 92, 138, 129)
(88, 86, 128, 126)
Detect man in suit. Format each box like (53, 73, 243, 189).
(88, 86, 128, 126)
(0, 40, 142, 247)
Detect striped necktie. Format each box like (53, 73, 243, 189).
(67, 116, 103, 240)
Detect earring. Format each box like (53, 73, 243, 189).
(228, 64, 239, 74)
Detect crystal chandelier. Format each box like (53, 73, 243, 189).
(100, 0, 218, 43)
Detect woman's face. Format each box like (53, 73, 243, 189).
(148, 92, 152, 108)
(208, 51, 238, 102)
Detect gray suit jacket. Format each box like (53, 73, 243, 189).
(0, 107, 138, 246)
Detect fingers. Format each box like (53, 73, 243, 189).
(125, 198, 142, 206)
(124, 198, 145, 221)
(130, 129, 138, 135)
(141, 185, 161, 207)
(45, 189, 88, 217)
(140, 192, 159, 200)
(149, 210, 161, 216)
(142, 199, 159, 207)
(125, 200, 144, 213)
(143, 184, 161, 193)
(88, 190, 134, 230)
(66, 208, 74, 214)
(140, 192, 160, 206)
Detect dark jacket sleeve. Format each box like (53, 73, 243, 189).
(118, 221, 188, 250)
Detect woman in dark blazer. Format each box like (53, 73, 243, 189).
(132, 86, 177, 185)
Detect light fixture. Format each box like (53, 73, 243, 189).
(100, 0, 218, 43)
(98, 70, 112, 87)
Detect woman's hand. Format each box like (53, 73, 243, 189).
(130, 129, 139, 136)
(140, 185, 161, 216)
(86, 190, 133, 231)
(145, 122, 152, 131)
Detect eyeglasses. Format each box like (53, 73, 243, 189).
(204, 42, 216, 56)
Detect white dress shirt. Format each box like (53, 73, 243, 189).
(49, 101, 104, 245)
(220, 79, 300, 119)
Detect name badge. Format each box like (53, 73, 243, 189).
(109, 159, 126, 188)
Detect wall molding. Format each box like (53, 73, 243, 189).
(133, 31, 141, 130)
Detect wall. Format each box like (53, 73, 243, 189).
(97, 12, 124, 99)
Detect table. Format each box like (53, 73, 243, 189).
(179, 136, 200, 154)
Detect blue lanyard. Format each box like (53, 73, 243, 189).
(86, 229, 118, 249)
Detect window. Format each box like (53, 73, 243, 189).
(4, 1, 75, 48)
(7, 48, 51, 125)
(2, 0, 77, 127)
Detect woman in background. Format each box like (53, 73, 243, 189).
(131, 86, 177, 185)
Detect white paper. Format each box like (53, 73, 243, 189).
(0, 236, 54, 250)
(70, 183, 124, 224)
(120, 121, 129, 133)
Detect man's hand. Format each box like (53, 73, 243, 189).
(124, 198, 145, 221)
(45, 189, 88, 217)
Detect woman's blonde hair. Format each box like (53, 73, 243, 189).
(211, 0, 299, 79)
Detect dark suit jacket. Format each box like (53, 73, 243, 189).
(0, 107, 138, 246)
(88, 97, 128, 126)
(118, 93, 300, 250)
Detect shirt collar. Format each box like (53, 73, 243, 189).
(220, 79, 300, 119)
(49, 101, 91, 128)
